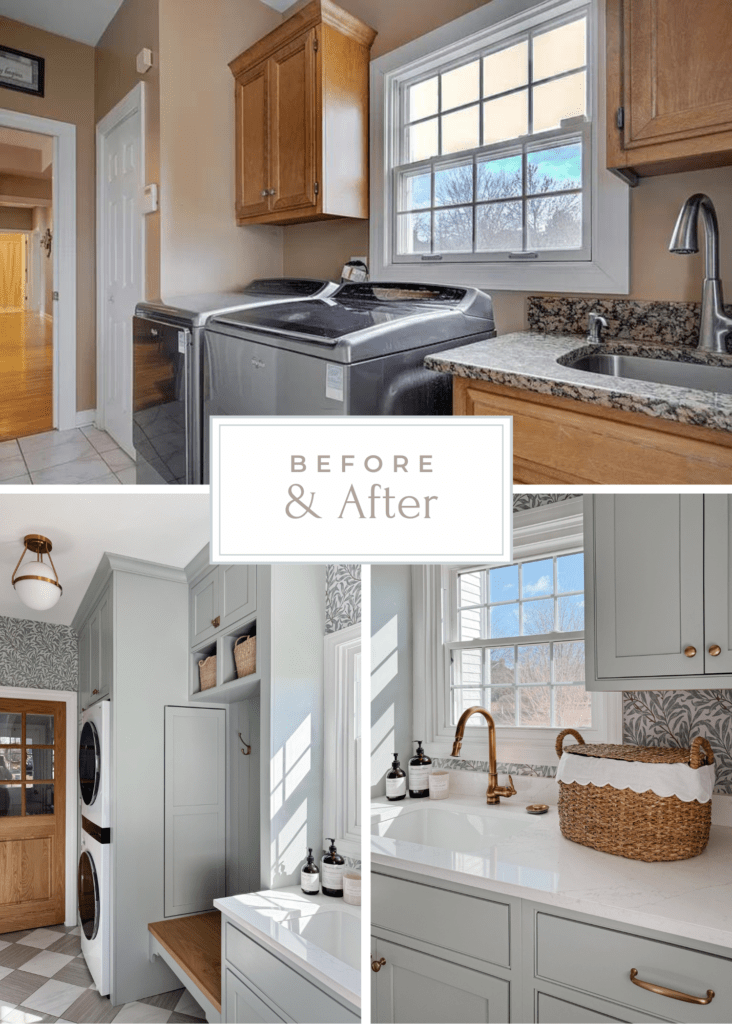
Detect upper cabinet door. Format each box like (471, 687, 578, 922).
(78, 619, 91, 711)
(704, 495, 732, 675)
(234, 61, 271, 222)
(190, 568, 219, 647)
(589, 495, 704, 681)
(219, 565, 257, 630)
(96, 583, 113, 702)
(269, 29, 318, 216)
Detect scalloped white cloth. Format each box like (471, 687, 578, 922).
(557, 752, 715, 804)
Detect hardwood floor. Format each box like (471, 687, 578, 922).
(0, 311, 53, 443)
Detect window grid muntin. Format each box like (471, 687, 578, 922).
(394, 6, 591, 262)
(0, 709, 55, 816)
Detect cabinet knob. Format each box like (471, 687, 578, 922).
(709, 644, 722, 657)
(92, 689, 99, 695)
(212, 616, 221, 629)
(684, 646, 697, 657)
(261, 189, 269, 197)
(371, 958, 386, 973)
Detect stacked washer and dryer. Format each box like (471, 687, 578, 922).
(78, 701, 111, 996)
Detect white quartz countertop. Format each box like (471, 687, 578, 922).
(372, 795, 732, 950)
(215, 886, 360, 1011)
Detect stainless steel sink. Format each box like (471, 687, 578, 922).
(564, 352, 732, 395)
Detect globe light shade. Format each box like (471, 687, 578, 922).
(11, 535, 63, 612)
(13, 575, 62, 611)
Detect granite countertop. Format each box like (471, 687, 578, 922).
(371, 794, 732, 950)
(425, 332, 732, 432)
(215, 886, 360, 1011)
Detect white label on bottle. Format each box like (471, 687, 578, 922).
(409, 764, 430, 791)
(301, 870, 319, 893)
(386, 775, 407, 798)
(321, 862, 344, 891)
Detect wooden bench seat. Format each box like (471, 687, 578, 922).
(148, 911, 221, 1020)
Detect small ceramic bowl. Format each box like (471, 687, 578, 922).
(526, 804, 549, 815)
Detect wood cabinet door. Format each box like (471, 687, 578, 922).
(269, 29, 318, 215)
(190, 567, 219, 647)
(0, 697, 66, 933)
(623, 0, 732, 148)
(590, 495, 705, 682)
(235, 61, 271, 222)
(373, 937, 510, 1023)
(220, 565, 257, 631)
(703, 495, 732, 675)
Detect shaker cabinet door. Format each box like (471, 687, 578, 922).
(234, 61, 271, 221)
(220, 564, 257, 630)
(224, 969, 286, 1024)
(373, 937, 510, 1024)
(97, 583, 113, 702)
(78, 619, 91, 711)
(190, 568, 219, 647)
(589, 495, 704, 683)
(269, 29, 318, 215)
(703, 495, 732, 675)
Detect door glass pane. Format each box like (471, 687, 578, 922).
(483, 91, 528, 144)
(26, 714, 54, 746)
(26, 749, 54, 781)
(25, 783, 54, 816)
(476, 201, 523, 252)
(0, 714, 21, 744)
(0, 784, 21, 816)
(408, 77, 439, 122)
(434, 206, 473, 252)
(533, 71, 586, 133)
(0, 750, 22, 779)
(441, 61, 480, 111)
(533, 19, 586, 81)
(483, 41, 528, 97)
(527, 194, 582, 250)
(441, 106, 480, 155)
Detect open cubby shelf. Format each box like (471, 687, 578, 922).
(189, 615, 259, 703)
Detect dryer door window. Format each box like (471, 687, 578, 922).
(79, 721, 100, 807)
(78, 850, 100, 940)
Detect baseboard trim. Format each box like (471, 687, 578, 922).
(76, 409, 96, 428)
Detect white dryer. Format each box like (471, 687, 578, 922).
(79, 818, 110, 995)
(79, 700, 110, 828)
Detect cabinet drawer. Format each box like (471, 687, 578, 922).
(225, 922, 359, 1024)
(373, 872, 510, 969)
(537, 992, 627, 1023)
(536, 912, 732, 1023)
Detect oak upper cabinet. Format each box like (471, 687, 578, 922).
(230, 0, 376, 226)
(585, 494, 732, 689)
(607, 0, 732, 180)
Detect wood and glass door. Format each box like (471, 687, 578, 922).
(0, 697, 66, 933)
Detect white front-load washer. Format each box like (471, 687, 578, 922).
(79, 818, 110, 995)
(79, 700, 110, 828)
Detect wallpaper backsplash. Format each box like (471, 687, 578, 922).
(325, 565, 361, 634)
(0, 616, 78, 691)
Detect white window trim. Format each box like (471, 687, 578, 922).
(322, 623, 361, 858)
(370, 0, 630, 293)
(413, 498, 622, 766)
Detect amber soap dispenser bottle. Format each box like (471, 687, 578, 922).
(409, 740, 432, 798)
(386, 752, 407, 801)
(321, 838, 345, 897)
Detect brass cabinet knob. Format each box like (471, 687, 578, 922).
(371, 958, 386, 973)
(92, 689, 99, 695)
(212, 616, 220, 628)
(684, 646, 697, 657)
(709, 644, 722, 657)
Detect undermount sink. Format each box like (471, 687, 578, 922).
(373, 805, 534, 854)
(563, 351, 732, 395)
(280, 907, 361, 971)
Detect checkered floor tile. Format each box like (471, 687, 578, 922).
(0, 927, 207, 1023)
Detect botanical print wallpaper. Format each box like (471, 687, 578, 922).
(513, 493, 581, 512)
(0, 616, 78, 691)
(325, 564, 361, 634)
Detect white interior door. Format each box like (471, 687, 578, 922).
(98, 89, 144, 456)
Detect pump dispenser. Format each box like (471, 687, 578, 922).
(321, 838, 345, 897)
(301, 848, 320, 895)
(386, 753, 407, 801)
(409, 740, 432, 798)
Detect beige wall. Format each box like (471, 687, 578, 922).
(0, 17, 96, 411)
(281, 0, 732, 334)
(158, 0, 284, 297)
(96, 0, 161, 301)
(0, 207, 32, 230)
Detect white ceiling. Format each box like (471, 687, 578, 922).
(0, 492, 210, 627)
(0, 0, 126, 46)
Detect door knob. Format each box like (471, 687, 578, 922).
(212, 616, 220, 628)
(709, 644, 722, 657)
(684, 646, 697, 657)
(371, 958, 386, 973)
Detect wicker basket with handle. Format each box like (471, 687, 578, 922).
(234, 634, 257, 678)
(556, 728, 714, 863)
(198, 654, 217, 691)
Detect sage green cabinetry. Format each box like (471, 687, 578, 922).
(189, 564, 256, 647)
(77, 580, 113, 710)
(585, 494, 732, 690)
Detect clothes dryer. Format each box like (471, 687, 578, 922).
(79, 700, 110, 829)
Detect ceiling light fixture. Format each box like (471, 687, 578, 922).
(12, 535, 63, 611)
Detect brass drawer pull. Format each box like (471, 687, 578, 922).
(629, 968, 714, 1005)
(684, 646, 696, 657)
(371, 957, 386, 973)
(212, 616, 220, 628)
(709, 644, 722, 656)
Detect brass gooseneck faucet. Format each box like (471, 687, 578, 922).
(451, 706, 517, 805)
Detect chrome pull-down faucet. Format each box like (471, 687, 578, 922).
(669, 193, 732, 354)
(451, 706, 517, 805)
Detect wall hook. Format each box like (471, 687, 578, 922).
(238, 732, 251, 755)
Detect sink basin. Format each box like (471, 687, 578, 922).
(563, 351, 732, 395)
(281, 908, 360, 971)
(372, 806, 534, 853)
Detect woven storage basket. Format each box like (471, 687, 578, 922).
(556, 728, 714, 863)
(234, 634, 257, 678)
(198, 655, 217, 691)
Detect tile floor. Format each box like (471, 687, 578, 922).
(0, 926, 206, 1023)
(0, 428, 137, 486)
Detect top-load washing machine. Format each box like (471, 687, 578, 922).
(79, 700, 110, 829)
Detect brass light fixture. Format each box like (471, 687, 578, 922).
(12, 535, 63, 611)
